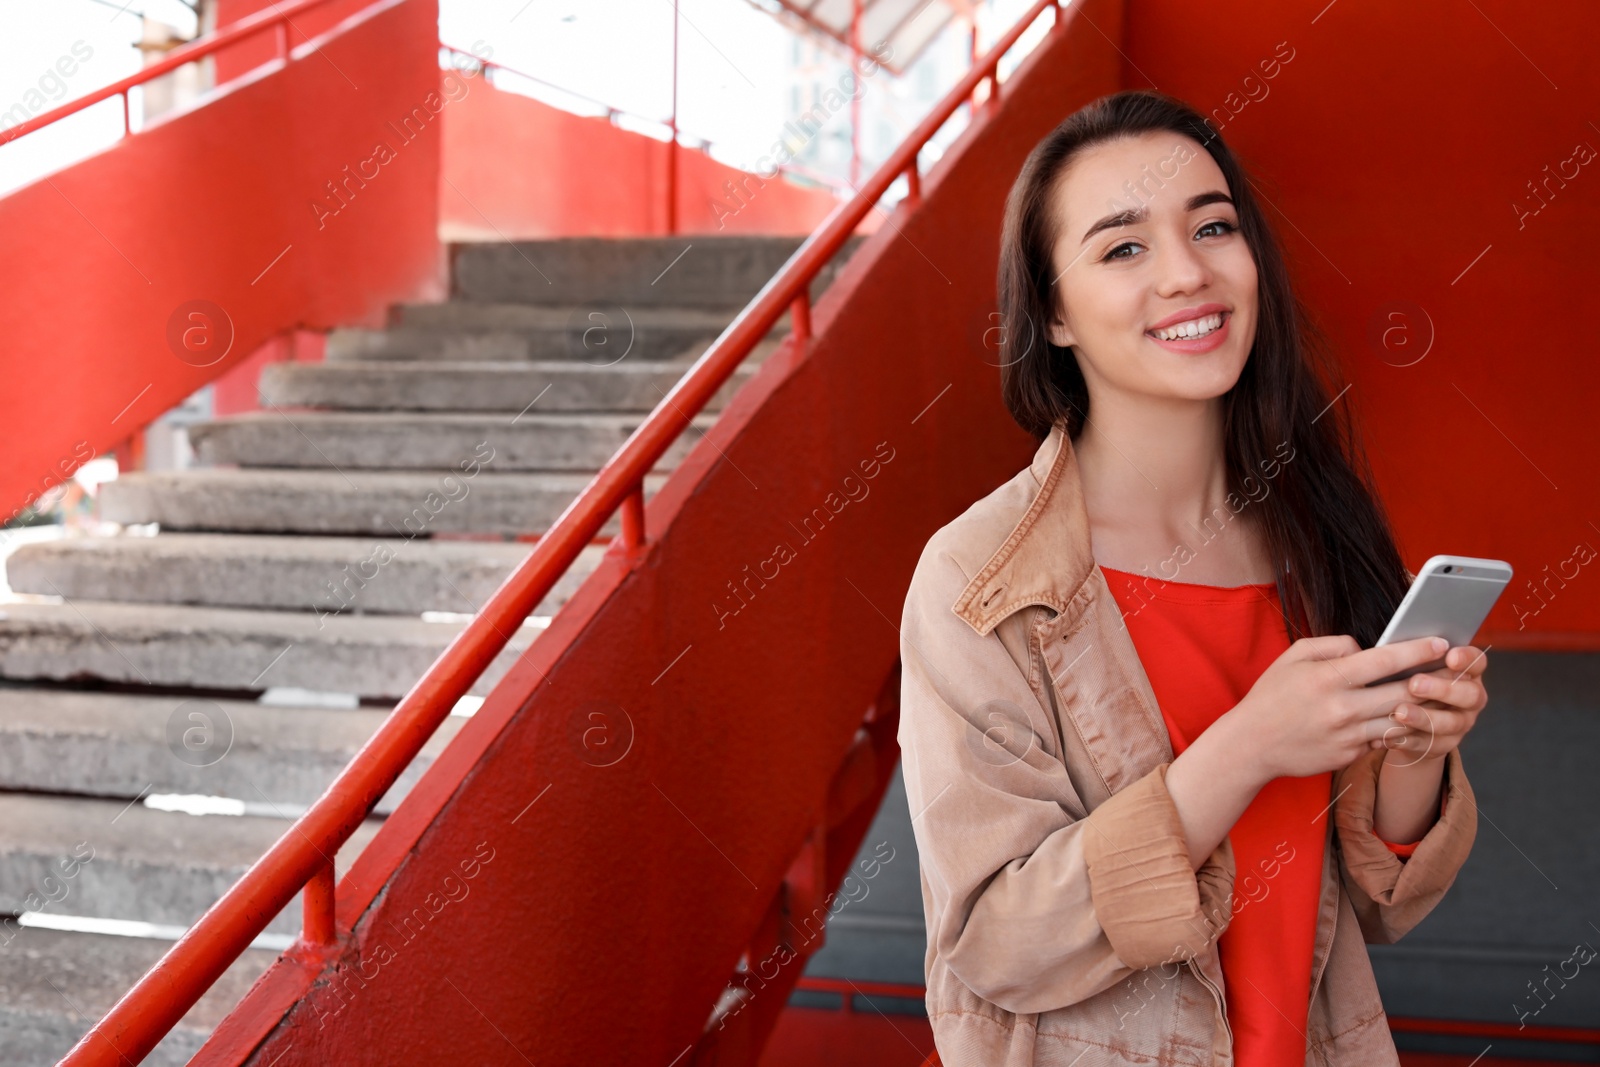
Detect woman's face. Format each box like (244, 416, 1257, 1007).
(1044, 131, 1258, 410)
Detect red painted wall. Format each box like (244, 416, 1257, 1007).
(440, 80, 851, 238)
(1123, 0, 1599, 646)
(213, 0, 378, 81)
(195, 6, 1118, 1065)
(0, 0, 442, 523)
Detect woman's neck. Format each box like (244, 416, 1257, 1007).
(1074, 393, 1275, 584)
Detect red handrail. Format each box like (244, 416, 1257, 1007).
(0, 0, 359, 148)
(59, 2, 1065, 1063)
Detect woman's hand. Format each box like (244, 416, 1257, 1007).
(1227, 634, 1457, 784)
(1367, 644, 1489, 763)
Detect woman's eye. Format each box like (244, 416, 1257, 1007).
(1199, 219, 1238, 238)
(1104, 241, 1140, 261)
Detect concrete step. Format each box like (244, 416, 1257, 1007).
(323, 325, 710, 364)
(186, 411, 712, 471)
(0, 688, 459, 812)
(326, 302, 741, 362)
(260, 358, 760, 413)
(448, 234, 861, 307)
(0, 926, 276, 1067)
(0, 792, 378, 935)
(392, 301, 745, 334)
(8, 534, 604, 616)
(0, 600, 539, 699)
(98, 468, 665, 535)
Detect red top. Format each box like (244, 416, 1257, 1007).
(1099, 564, 1435, 1064)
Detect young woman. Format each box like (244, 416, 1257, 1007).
(898, 90, 1485, 1065)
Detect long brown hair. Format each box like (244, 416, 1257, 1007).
(997, 89, 1408, 647)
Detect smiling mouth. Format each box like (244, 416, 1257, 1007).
(1148, 311, 1228, 341)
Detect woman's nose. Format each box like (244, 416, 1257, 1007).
(1155, 237, 1209, 293)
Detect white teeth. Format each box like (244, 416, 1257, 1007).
(1151, 312, 1224, 341)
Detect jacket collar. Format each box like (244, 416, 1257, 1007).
(951, 420, 1096, 635)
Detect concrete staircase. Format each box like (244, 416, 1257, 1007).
(0, 236, 856, 1065)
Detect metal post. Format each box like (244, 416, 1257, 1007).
(620, 486, 646, 550)
(849, 0, 862, 189)
(667, 0, 680, 236)
(790, 293, 812, 346)
(968, 15, 979, 113)
(303, 861, 336, 946)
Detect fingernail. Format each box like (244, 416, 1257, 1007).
(1431, 637, 1448, 654)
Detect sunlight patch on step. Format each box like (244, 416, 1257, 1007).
(419, 610, 552, 630)
(259, 687, 360, 708)
(145, 793, 310, 819)
(257, 686, 483, 717)
(420, 610, 475, 623)
(18, 911, 295, 952)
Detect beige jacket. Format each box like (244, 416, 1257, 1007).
(897, 421, 1477, 1066)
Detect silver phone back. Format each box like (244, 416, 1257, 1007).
(1369, 555, 1512, 685)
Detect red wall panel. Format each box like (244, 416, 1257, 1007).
(1123, 0, 1599, 645)
(440, 80, 851, 239)
(0, 0, 442, 522)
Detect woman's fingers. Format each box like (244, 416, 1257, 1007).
(1391, 703, 1474, 754)
(1408, 671, 1485, 711)
(1445, 644, 1490, 677)
(1343, 635, 1449, 688)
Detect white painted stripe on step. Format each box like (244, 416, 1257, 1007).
(17, 911, 296, 952)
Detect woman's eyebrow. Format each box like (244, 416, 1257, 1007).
(1078, 190, 1236, 244)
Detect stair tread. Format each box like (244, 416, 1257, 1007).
(104, 468, 658, 489)
(7, 534, 606, 617)
(98, 468, 667, 535)
(193, 410, 717, 427)
(0, 687, 392, 751)
(259, 357, 764, 412)
(0, 598, 545, 640)
(0, 791, 379, 869)
(0, 926, 275, 1065)
(10, 532, 538, 566)
(186, 411, 712, 471)
(392, 302, 744, 330)
(0, 599, 541, 698)
(0, 687, 458, 810)
(0, 792, 379, 933)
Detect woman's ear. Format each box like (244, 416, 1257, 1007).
(1046, 309, 1074, 348)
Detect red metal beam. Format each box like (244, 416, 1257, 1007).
(1387, 1014, 1600, 1045)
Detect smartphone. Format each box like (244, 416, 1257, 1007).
(1367, 555, 1513, 686)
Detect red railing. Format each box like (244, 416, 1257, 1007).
(1388, 1014, 1600, 1047)
(0, 0, 361, 149)
(59, 1, 1067, 1063)
(437, 43, 849, 195)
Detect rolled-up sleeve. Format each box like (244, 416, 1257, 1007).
(898, 541, 1235, 1016)
(1332, 746, 1477, 945)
